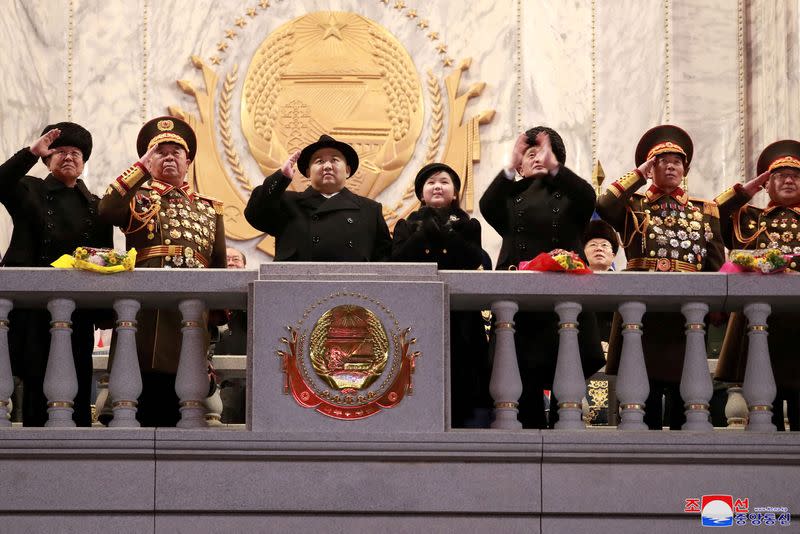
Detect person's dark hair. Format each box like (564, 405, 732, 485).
(525, 126, 566, 164)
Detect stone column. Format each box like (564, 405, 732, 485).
(616, 301, 648, 430)
(679, 302, 713, 431)
(489, 300, 522, 430)
(552, 301, 585, 430)
(43, 298, 77, 427)
(108, 299, 142, 427)
(0, 299, 13, 427)
(742, 302, 776, 432)
(176, 299, 209, 429)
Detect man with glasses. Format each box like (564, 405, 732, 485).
(0, 122, 113, 426)
(714, 140, 800, 430)
(583, 219, 619, 272)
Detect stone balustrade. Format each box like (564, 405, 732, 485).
(0, 266, 797, 431)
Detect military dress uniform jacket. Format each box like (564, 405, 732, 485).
(98, 162, 226, 374)
(479, 167, 605, 427)
(714, 184, 800, 389)
(597, 170, 725, 383)
(0, 148, 113, 426)
(244, 171, 392, 262)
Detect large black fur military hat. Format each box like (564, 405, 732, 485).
(414, 162, 461, 201)
(583, 219, 620, 255)
(40, 122, 92, 163)
(756, 140, 800, 175)
(635, 124, 693, 168)
(524, 126, 566, 164)
(136, 116, 197, 161)
(297, 135, 359, 178)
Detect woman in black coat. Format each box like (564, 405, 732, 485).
(392, 163, 492, 427)
(479, 127, 605, 429)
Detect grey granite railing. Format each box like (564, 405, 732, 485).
(0, 266, 795, 431)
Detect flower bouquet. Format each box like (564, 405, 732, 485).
(517, 249, 592, 274)
(51, 247, 137, 274)
(720, 248, 790, 274)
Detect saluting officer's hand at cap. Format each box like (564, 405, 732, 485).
(138, 143, 159, 175)
(282, 150, 301, 179)
(742, 170, 771, 198)
(637, 156, 656, 180)
(29, 129, 61, 158)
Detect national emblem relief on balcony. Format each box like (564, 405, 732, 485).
(278, 292, 419, 420)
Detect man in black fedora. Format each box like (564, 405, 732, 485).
(245, 135, 391, 262)
(0, 122, 113, 426)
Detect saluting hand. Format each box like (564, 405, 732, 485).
(742, 170, 771, 198)
(534, 131, 559, 173)
(138, 143, 159, 175)
(507, 133, 529, 174)
(29, 128, 61, 158)
(281, 150, 301, 179)
(637, 156, 657, 180)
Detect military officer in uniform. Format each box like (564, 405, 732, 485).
(480, 127, 605, 428)
(1, 122, 113, 426)
(99, 116, 226, 426)
(714, 140, 800, 430)
(597, 125, 725, 429)
(244, 134, 391, 262)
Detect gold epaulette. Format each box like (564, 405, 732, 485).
(608, 170, 646, 198)
(713, 186, 738, 206)
(197, 193, 224, 215)
(110, 163, 147, 196)
(699, 200, 719, 218)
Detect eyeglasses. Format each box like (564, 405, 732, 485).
(586, 241, 613, 251)
(772, 172, 800, 182)
(51, 149, 83, 161)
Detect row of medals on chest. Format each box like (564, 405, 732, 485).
(747, 216, 800, 254)
(644, 201, 712, 263)
(143, 192, 216, 260)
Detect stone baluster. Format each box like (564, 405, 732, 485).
(108, 299, 142, 427)
(724, 385, 747, 428)
(43, 298, 77, 427)
(489, 300, 522, 430)
(0, 299, 13, 427)
(616, 302, 648, 430)
(679, 302, 713, 431)
(176, 299, 209, 429)
(205, 386, 223, 426)
(552, 301, 585, 430)
(742, 303, 776, 432)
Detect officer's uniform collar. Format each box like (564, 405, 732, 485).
(645, 183, 688, 205)
(144, 178, 194, 199)
(764, 200, 800, 216)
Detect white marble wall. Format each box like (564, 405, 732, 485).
(0, 0, 790, 265)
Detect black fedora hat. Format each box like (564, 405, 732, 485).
(297, 135, 359, 178)
(414, 162, 461, 201)
(136, 116, 197, 161)
(40, 122, 93, 163)
(756, 140, 800, 175)
(635, 124, 693, 168)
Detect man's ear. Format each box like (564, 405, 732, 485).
(187, 159, 193, 166)
(345, 165, 351, 177)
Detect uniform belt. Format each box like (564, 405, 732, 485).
(137, 245, 209, 267)
(626, 257, 698, 272)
